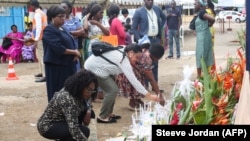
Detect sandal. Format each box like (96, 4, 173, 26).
(97, 117, 116, 123)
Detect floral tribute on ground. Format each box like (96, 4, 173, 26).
(128, 46, 245, 140)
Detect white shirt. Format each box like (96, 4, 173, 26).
(33, 9, 44, 41)
(87, 19, 110, 52)
(84, 48, 148, 95)
(146, 8, 158, 36)
(119, 15, 132, 25)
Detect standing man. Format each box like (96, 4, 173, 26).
(30, 0, 47, 82)
(132, 0, 166, 88)
(166, 0, 182, 59)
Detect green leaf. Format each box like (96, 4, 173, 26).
(212, 0, 218, 4)
(178, 103, 192, 125)
(201, 58, 215, 124)
(193, 110, 206, 124)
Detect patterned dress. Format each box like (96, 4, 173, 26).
(117, 49, 152, 99)
(206, 8, 216, 71)
(22, 30, 35, 61)
(37, 89, 89, 140)
(195, 10, 214, 68)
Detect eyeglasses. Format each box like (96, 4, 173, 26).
(56, 15, 66, 19)
(86, 88, 96, 94)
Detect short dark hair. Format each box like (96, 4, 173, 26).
(124, 43, 142, 53)
(27, 22, 32, 27)
(46, 5, 66, 23)
(120, 43, 142, 63)
(82, 1, 98, 17)
(30, 0, 40, 8)
(149, 43, 165, 59)
(107, 3, 120, 25)
(11, 24, 17, 30)
(64, 69, 98, 100)
(121, 8, 129, 15)
(61, 0, 73, 13)
(88, 4, 102, 20)
(107, 3, 120, 18)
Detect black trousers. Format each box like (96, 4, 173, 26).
(42, 121, 90, 141)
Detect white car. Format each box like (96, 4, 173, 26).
(215, 11, 246, 23)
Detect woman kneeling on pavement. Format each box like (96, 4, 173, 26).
(84, 43, 164, 123)
(37, 69, 98, 141)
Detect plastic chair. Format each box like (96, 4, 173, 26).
(179, 25, 184, 47)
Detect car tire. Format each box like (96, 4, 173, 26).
(235, 18, 241, 23)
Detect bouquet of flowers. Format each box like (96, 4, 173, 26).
(128, 30, 246, 139)
(169, 46, 245, 125)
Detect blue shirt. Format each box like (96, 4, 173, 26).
(63, 16, 82, 49)
(167, 8, 181, 30)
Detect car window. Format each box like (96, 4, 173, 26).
(232, 12, 237, 15)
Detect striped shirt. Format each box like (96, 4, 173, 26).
(84, 48, 148, 95)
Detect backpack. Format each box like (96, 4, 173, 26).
(91, 41, 124, 66)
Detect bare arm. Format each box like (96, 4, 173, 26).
(143, 70, 165, 105)
(70, 27, 85, 37)
(64, 49, 81, 58)
(203, 13, 215, 27)
(89, 20, 109, 36)
(83, 14, 89, 31)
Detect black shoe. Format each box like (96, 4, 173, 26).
(166, 56, 173, 59)
(34, 73, 43, 77)
(110, 114, 121, 120)
(35, 77, 46, 82)
(97, 117, 116, 123)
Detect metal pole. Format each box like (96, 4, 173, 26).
(246, 0, 250, 71)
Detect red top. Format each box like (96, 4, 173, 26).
(109, 18, 126, 45)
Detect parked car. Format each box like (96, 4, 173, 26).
(215, 11, 246, 23)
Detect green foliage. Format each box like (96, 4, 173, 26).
(201, 58, 215, 124)
(212, 0, 218, 4)
(237, 29, 246, 51)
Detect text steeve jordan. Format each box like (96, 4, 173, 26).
(156, 129, 220, 137)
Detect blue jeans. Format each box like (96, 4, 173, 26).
(168, 29, 180, 57)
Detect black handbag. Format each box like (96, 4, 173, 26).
(2, 38, 13, 50)
(189, 16, 197, 30)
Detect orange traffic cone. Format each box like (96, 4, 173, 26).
(6, 57, 18, 80)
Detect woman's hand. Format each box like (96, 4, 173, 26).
(83, 109, 91, 126)
(73, 50, 81, 61)
(74, 50, 81, 58)
(145, 93, 160, 102)
(158, 93, 165, 106)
